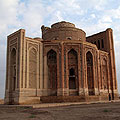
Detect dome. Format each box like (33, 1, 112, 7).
(51, 21, 75, 28)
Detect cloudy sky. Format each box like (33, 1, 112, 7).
(0, 0, 120, 98)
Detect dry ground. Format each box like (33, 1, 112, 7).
(0, 102, 120, 120)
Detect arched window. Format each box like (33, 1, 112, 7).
(29, 48, 37, 89)
(86, 51, 94, 95)
(68, 49, 78, 90)
(10, 48, 16, 91)
(69, 68, 75, 76)
(67, 37, 72, 40)
(47, 50, 57, 90)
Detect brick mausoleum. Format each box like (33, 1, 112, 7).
(4, 21, 119, 104)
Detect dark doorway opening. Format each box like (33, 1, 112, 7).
(69, 68, 76, 89)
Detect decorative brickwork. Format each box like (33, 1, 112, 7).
(5, 22, 119, 104)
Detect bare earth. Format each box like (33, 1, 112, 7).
(0, 102, 120, 120)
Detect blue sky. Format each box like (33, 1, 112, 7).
(0, 0, 120, 98)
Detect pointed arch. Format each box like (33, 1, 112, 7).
(29, 47, 37, 88)
(68, 49, 78, 91)
(10, 48, 16, 91)
(47, 49, 57, 91)
(86, 51, 94, 95)
(68, 49, 78, 65)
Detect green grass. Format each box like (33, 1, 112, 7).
(29, 114, 36, 118)
(103, 109, 111, 112)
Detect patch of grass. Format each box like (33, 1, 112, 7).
(29, 114, 36, 118)
(103, 109, 111, 112)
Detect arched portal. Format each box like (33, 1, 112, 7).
(86, 51, 94, 95)
(10, 48, 16, 92)
(47, 49, 57, 95)
(68, 49, 78, 95)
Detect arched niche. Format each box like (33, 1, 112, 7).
(47, 49, 57, 91)
(29, 48, 37, 89)
(86, 51, 94, 95)
(102, 58, 108, 90)
(10, 48, 16, 91)
(68, 49, 78, 90)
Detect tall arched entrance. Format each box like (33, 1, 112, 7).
(86, 51, 95, 95)
(68, 49, 78, 95)
(47, 49, 57, 96)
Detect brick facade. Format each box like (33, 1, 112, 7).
(4, 21, 119, 104)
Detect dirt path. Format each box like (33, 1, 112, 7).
(0, 102, 120, 120)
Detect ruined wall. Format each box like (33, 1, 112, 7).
(5, 21, 119, 104)
(86, 31, 107, 51)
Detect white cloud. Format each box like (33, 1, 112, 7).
(100, 16, 112, 23)
(51, 0, 84, 16)
(16, 0, 46, 37)
(0, 0, 21, 98)
(50, 11, 64, 23)
(94, 0, 107, 10)
(0, 0, 19, 34)
(91, 14, 96, 19)
(108, 6, 120, 19)
(72, 0, 109, 11)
